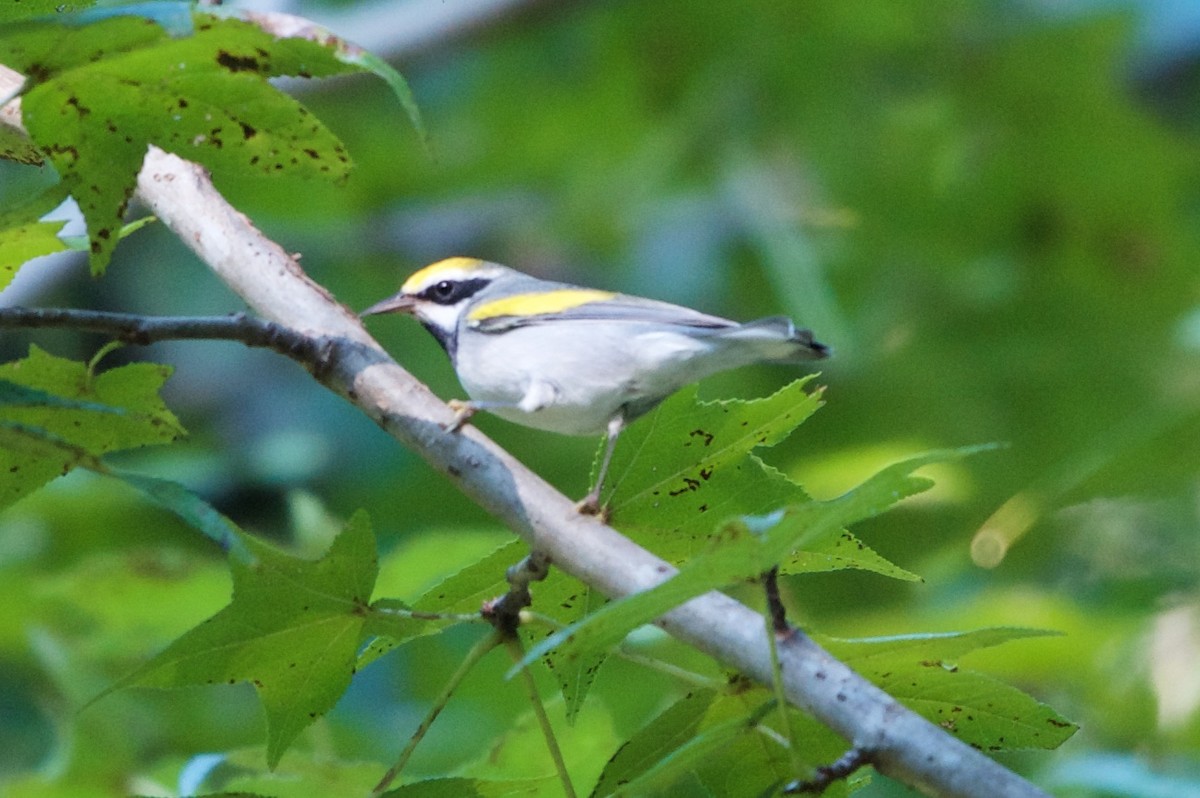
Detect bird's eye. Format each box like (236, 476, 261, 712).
(432, 280, 456, 301)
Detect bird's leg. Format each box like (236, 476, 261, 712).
(444, 399, 480, 433)
(577, 414, 625, 516)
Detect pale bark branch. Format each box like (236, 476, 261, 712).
(1, 41, 1050, 798)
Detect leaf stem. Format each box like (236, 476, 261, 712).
(369, 630, 501, 797)
(762, 568, 805, 777)
(369, 605, 485, 625)
(503, 635, 577, 798)
(614, 648, 728, 692)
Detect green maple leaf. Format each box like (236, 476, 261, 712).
(604, 378, 915, 579)
(517, 446, 987, 672)
(96, 510, 379, 768)
(0, 11, 361, 273)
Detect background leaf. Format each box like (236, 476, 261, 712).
(0, 347, 182, 509)
(98, 510, 378, 768)
(0, 12, 363, 272)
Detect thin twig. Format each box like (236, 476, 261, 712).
(0, 307, 332, 370)
(369, 630, 502, 797)
(763, 566, 790, 636)
(483, 550, 551, 636)
(761, 567, 805, 779)
(503, 635, 577, 798)
(784, 746, 874, 794)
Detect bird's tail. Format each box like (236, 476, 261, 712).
(722, 315, 831, 363)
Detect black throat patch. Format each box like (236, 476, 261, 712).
(422, 320, 458, 360)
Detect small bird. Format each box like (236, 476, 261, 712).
(361, 257, 829, 514)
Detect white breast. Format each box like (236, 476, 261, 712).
(453, 322, 716, 436)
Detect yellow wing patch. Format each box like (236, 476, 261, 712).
(401, 256, 485, 293)
(468, 289, 615, 323)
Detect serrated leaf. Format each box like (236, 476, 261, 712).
(605, 378, 822, 535)
(411, 538, 523, 615)
(0, 346, 183, 509)
(0, 12, 363, 272)
(600, 382, 916, 579)
(786, 528, 921, 581)
(208, 746, 389, 797)
(0, 377, 126, 414)
(524, 571, 608, 722)
(822, 627, 1060, 664)
(0, 218, 68, 281)
(364, 536, 610, 718)
(95, 510, 379, 768)
(359, 597, 441, 669)
(358, 538, 520, 668)
(595, 688, 843, 798)
(516, 447, 987, 672)
(822, 629, 1077, 751)
(592, 689, 719, 795)
(879, 667, 1076, 752)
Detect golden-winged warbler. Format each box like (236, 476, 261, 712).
(361, 257, 829, 513)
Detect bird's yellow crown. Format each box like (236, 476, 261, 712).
(401, 257, 487, 293)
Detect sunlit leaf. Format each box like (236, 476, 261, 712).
(605, 378, 822, 538)
(822, 628, 1077, 751)
(517, 447, 986, 672)
(0, 12, 363, 272)
(95, 510, 379, 768)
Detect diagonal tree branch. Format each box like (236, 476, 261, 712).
(1, 46, 1050, 798)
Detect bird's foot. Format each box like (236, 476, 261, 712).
(444, 399, 477, 433)
(575, 491, 610, 523)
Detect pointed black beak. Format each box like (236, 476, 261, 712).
(359, 293, 416, 318)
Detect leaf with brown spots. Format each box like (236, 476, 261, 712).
(517, 446, 987, 670)
(0, 11, 386, 273)
(821, 629, 1077, 751)
(94, 510, 379, 769)
(604, 378, 822, 541)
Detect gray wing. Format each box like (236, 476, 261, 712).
(471, 294, 738, 334)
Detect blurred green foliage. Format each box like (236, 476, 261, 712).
(3, 0, 1200, 796)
